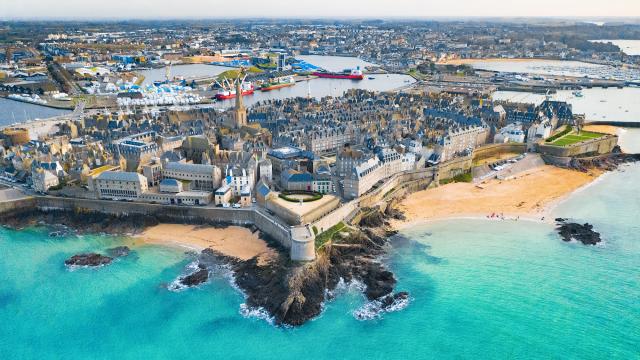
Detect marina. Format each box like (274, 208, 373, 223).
(462, 58, 640, 82)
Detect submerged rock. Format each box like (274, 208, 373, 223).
(353, 291, 411, 321)
(557, 222, 602, 245)
(64, 253, 113, 267)
(379, 291, 410, 310)
(106, 246, 130, 258)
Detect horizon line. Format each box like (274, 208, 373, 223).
(2, 15, 640, 22)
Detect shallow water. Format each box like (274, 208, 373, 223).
(1, 165, 638, 359)
(590, 39, 640, 56)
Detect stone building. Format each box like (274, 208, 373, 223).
(91, 171, 148, 201)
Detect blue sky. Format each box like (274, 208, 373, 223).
(1, 0, 639, 19)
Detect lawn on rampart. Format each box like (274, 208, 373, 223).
(548, 130, 604, 147)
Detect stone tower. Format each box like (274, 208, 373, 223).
(233, 75, 247, 128)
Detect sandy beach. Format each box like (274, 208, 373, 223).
(393, 165, 602, 229)
(136, 224, 276, 264)
(583, 124, 619, 135)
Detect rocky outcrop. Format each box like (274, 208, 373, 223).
(230, 222, 405, 326)
(106, 246, 130, 258)
(359, 208, 387, 228)
(64, 253, 113, 267)
(556, 220, 602, 245)
(385, 198, 406, 221)
(568, 149, 640, 172)
(179, 266, 209, 287)
(1, 209, 160, 235)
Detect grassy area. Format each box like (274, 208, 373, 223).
(315, 221, 347, 249)
(549, 130, 604, 147)
(217, 67, 263, 81)
(278, 190, 323, 203)
(440, 171, 473, 185)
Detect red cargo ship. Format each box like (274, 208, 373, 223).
(215, 82, 254, 100)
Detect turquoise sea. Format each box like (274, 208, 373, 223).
(1, 164, 638, 359)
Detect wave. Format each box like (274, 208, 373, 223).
(65, 263, 109, 272)
(239, 303, 275, 325)
(326, 277, 366, 299)
(353, 294, 411, 321)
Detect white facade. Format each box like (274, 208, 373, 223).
(527, 120, 553, 151)
(225, 166, 255, 197)
(32, 169, 59, 193)
(93, 171, 148, 200)
(139, 191, 211, 206)
(162, 162, 221, 191)
(401, 152, 417, 172)
(494, 123, 526, 144)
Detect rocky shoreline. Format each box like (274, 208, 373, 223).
(1, 206, 406, 326)
(176, 204, 408, 326)
(568, 148, 640, 172)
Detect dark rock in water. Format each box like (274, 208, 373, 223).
(106, 246, 130, 258)
(362, 264, 396, 300)
(557, 222, 601, 245)
(379, 291, 410, 309)
(65, 253, 113, 267)
(555, 218, 566, 223)
(180, 268, 209, 287)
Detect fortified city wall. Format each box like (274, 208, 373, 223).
(536, 135, 618, 157)
(0, 195, 315, 261)
(472, 143, 527, 161)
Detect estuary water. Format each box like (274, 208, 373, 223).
(493, 87, 640, 123)
(0, 98, 70, 126)
(1, 165, 639, 359)
(137, 64, 232, 86)
(213, 73, 415, 109)
(590, 39, 640, 56)
(468, 59, 639, 81)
